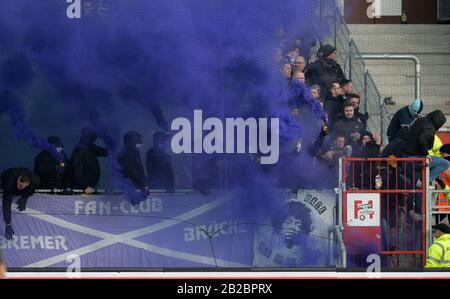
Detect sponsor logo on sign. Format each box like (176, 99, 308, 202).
(347, 193, 380, 227)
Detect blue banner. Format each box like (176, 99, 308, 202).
(1, 190, 336, 269)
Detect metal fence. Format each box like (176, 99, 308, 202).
(340, 157, 427, 270)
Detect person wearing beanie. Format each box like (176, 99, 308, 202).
(387, 98, 423, 142)
(426, 223, 450, 268)
(34, 136, 70, 190)
(304, 44, 345, 92)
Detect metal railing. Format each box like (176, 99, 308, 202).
(339, 157, 429, 270)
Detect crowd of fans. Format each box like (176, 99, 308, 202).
(1, 36, 449, 245)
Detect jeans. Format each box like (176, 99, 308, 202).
(429, 156, 450, 182)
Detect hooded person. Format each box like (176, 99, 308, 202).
(117, 131, 147, 190)
(1, 168, 40, 240)
(405, 110, 449, 182)
(351, 131, 381, 189)
(34, 136, 70, 190)
(70, 127, 108, 193)
(146, 131, 174, 192)
(387, 98, 423, 142)
(354, 131, 381, 158)
(304, 44, 346, 92)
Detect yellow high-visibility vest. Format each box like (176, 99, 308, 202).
(428, 135, 443, 157)
(426, 234, 450, 268)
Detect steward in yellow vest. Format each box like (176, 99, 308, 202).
(426, 223, 450, 268)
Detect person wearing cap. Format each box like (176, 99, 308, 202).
(387, 98, 423, 142)
(426, 223, 450, 268)
(34, 136, 70, 190)
(304, 44, 345, 92)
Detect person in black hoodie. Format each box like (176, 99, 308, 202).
(34, 136, 70, 190)
(305, 44, 345, 91)
(1, 168, 40, 240)
(71, 127, 107, 194)
(146, 132, 174, 192)
(405, 110, 449, 182)
(117, 131, 147, 190)
(350, 131, 381, 190)
(387, 98, 423, 142)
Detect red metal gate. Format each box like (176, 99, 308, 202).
(341, 157, 427, 269)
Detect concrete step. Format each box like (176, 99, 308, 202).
(348, 25, 450, 54)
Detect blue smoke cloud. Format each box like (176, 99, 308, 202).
(0, 0, 335, 249)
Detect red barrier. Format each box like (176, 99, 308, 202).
(342, 157, 427, 269)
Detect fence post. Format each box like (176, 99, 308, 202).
(334, 3, 338, 48)
(348, 36, 352, 80)
(364, 67, 368, 115)
(380, 97, 384, 145)
(425, 163, 432, 264)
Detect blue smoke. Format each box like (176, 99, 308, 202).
(0, 1, 335, 245)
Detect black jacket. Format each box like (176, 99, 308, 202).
(146, 147, 174, 191)
(405, 110, 446, 156)
(305, 58, 345, 90)
(117, 131, 147, 189)
(1, 168, 39, 225)
(354, 107, 369, 126)
(387, 106, 415, 142)
(71, 128, 107, 189)
(324, 95, 347, 128)
(381, 126, 409, 158)
(331, 117, 365, 145)
(34, 150, 70, 189)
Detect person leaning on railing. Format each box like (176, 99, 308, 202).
(426, 223, 450, 268)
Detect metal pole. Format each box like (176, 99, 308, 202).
(380, 96, 384, 145)
(358, 54, 421, 100)
(364, 67, 368, 115)
(338, 157, 344, 226)
(425, 161, 432, 260)
(334, 225, 347, 268)
(348, 36, 352, 80)
(334, 2, 337, 48)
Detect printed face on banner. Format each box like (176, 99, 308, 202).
(346, 193, 380, 227)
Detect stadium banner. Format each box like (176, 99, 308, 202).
(0, 190, 335, 269)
